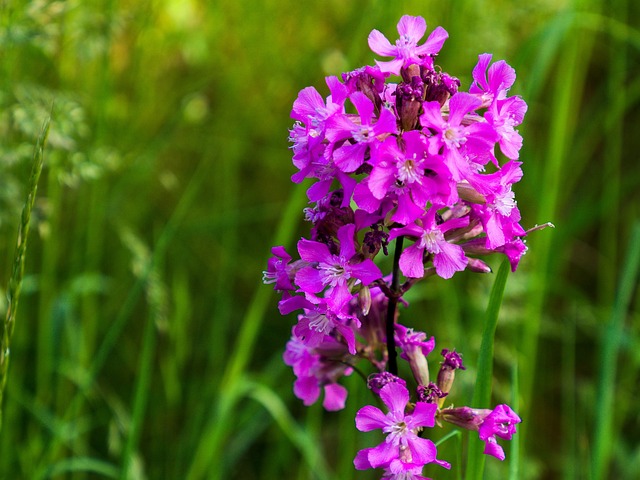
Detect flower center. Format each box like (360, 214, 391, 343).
(397, 155, 422, 184)
(494, 189, 516, 216)
(444, 124, 466, 148)
(307, 312, 333, 334)
(419, 230, 443, 254)
(319, 261, 350, 287)
(352, 125, 375, 143)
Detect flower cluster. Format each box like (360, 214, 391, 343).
(265, 14, 532, 479)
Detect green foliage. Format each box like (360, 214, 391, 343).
(0, 0, 639, 479)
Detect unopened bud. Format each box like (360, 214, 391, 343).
(439, 406, 491, 430)
(436, 349, 465, 408)
(466, 257, 492, 274)
(358, 285, 372, 316)
(367, 372, 406, 395)
(457, 182, 486, 204)
(417, 382, 447, 404)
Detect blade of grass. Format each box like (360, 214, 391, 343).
(247, 380, 332, 480)
(520, 0, 599, 450)
(0, 116, 49, 432)
(43, 457, 119, 478)
(508, 360, 520, 480)
(186, 180, 308, 480)
(465, 258, 510, 480)
(117, 228, 167, 480)
(592, 221, 640, 480)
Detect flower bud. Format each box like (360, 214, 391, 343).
(439, 406, 491, 430)
(358, 285, 372, 316)
(457, 181, 486, 204)
(367, 372, 406, 395)
(395, 73, 424, 131)
(416, 382, 447, 404)
(436, 349, 465, 408)
(466, 257, 492, 273)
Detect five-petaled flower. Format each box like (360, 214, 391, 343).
(354, 382, 450, 472)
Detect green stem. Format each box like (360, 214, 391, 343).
(385, 236, 404, 375)
(0, 117, 49, 432)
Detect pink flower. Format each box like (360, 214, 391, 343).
(478, 404, 522, 461)
(388, 207, 468, 279)
(325, 92, 397, 172)
(295, 223, 383, 309)
(354, 383, 449, 471)
(368, 15, 448, 74)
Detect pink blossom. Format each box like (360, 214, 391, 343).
(368, 15, 448, 74)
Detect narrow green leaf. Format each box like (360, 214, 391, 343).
(246, 381, 332, 480)
(465, 258, 510, 480)
(592, 221, 640, 480)
(44, 457, 119, 478)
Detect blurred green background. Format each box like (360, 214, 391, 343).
(0, 0, 639, 479)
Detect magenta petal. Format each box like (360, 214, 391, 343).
(351, 92, 375, 124)
(397, 15, 426, 39)
(368, 163, 395, 200)
(482, 436, 506, 461)
(337, 223, 357, 258)
(293, 376, 320, 406)
(410, 402, 438, 428)
(297, 238, 331, 263)
(379, 382, 409, 415)
(368, 29, 396, 57)
(294, 266, 324, 293)
(333, 142, 367, 173)
(433, 241, 467, 279)
(420, 100, 445, 130)
(416, 25, 449, 56)
(292, 86, 324, 122)
(355, 405, 388, 432)
(367, 441, 398, 468)
(448, 92, 481, 125)
(354, 448, 374, 470)
(374, 106, 399, 135)
(306, 179, 332, 203)
(470, 53, 492, 93)
(399, 245, 425, 278)
(375, 57, 404, 75)
(408, 436, 438, 466)
(488, 60, 516, 95)
(322, 383, 348, 411)
(350, 258, 382, 285)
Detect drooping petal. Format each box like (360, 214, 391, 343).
(399, 245, 426, 279)
(367, 441, 398, 468)
(433, 241, 467, 279)
(322, 383, 348, 411)
(293, 375, 320, 406)
(407, 436, 438, 466)
(354, 448, 374, 470)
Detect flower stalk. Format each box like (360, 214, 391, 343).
(385, 236, 404, 375)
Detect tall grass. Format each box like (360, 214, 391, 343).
(0, 0, 638, 479)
